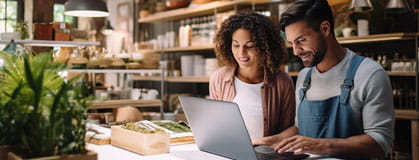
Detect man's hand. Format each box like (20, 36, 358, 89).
(252, 136, 276, 146)
(274, 135, 331, 155)
(252, 126, 299, 147)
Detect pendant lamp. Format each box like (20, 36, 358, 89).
(385, 0, 411, 13)
(349, 0, 373, 12)
(65, 0, 109, 17)
(102, 19, 114, 35)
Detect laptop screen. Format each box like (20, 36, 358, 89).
(179, 96, 258, 160)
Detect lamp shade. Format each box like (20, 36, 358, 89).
(349, 0, 373, 12)
(65, 0, 109, 17)
(102, 19, 114, 35)
(385, 0, 411, 13)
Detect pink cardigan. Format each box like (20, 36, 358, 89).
(209, 66, 296, 136)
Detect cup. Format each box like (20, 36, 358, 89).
(342, 27, 353, 37)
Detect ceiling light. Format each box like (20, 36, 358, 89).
(385, 0, 411, 13)
(349, 0, 373, 12)
(65, 0, 109, 17)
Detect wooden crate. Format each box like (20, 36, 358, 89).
(111, 126, 170, 155)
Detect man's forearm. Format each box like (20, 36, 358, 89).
(324, 134, 384, 158)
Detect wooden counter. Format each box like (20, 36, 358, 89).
(395, 109, 419, 160)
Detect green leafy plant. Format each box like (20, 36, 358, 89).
(13, 21, 29, 39)
(0, 51, 91, 158)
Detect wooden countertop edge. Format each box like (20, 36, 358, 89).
(395, 109, 419, 120)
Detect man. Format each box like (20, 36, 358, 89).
(253, 0, 394, 158)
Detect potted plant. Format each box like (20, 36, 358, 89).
(139, 0, 160, 18)
(0, 51, 96, 160)
(13, 21, 29, 39)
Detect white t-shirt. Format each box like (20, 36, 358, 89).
(232, 76, 264, 139)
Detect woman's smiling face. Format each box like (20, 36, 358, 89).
(231, 28, 262, 69)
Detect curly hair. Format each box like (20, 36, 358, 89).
(215, 12, 287, 77)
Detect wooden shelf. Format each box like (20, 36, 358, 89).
(132, 75, 162, 81)
(387, 71, 416, 77)
(89, 99, 162, 109)
(165, 76, 209, 83)
(133, 75, 209, 83)
(142, 33, 418, 53)
(288, 72, 299, 77)
(336, 33, 417, 44)
(395, 109, 419, 120)
(138, 0, 272, 23)
(0, 39, 100, 47)
(287, 71, 414, 77)
(67, 69, 161, 74)
(158, 45, 214, 52)
(131, 71, 413, 82)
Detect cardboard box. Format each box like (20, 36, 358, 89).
(111, 126, 170, 155)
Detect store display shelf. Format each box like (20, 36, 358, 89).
(89, 99, 162, 109)
(132, 75, 162, 81)
(288, 71, 414, 77)
(0, 39, 100, 47)
(395, 109, 419, 120)
(387, 72, 416, 77)
(336, 33, 417, 44)
(288, 72, 299, 77)
(67, 69, 161, 74)
(138, 0, 271, 23)
(165, 76, 209, 83)
(157, 45, 214, 53)
(140, 33, 418, 53)
(133, 75, 209, 83)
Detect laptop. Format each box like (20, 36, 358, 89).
(178, 96, 309, 160)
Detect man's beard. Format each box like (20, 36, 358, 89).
(304, 40, 327, 67)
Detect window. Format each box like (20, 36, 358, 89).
(54, 3, 74, 24)
(0, 0, 19, 32)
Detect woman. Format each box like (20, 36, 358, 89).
(210, 12, 295, 139)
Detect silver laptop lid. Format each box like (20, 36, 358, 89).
(179, 96, 258, 160)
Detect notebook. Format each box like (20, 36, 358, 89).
(178, 96, 309, 160)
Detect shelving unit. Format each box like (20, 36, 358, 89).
(140, 33, 417, 54)
(89, 99, 162, 109)
(0, 39, 100, 47)
(67, 69, 161, 74)
(138, 0, 272, 23)
(133, 75, 209, 83)
(336, 33, 417, 44)
(66, 69, 164, 116)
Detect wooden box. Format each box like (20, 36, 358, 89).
(7, 151, 97, 160)
(111, 126, 170, 155)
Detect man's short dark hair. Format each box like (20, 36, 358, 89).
(279, 0, 334, 35)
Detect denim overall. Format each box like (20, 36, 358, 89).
(298, 55, 364, 138)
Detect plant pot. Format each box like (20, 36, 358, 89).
(139, 10, 151, 18)
(0, 145, 17, 160)
(7, 150, 97, 160)
(155, 2, 166, 12)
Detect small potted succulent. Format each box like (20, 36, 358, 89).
(0, 51, 95, 160)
